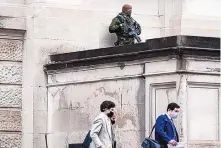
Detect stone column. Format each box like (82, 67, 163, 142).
(159, 0, 183, 37)
(23, 1, 48, 148)
(177, 74, 188, 147)
(181, 0, 220, 37)
(159, 0, 220, 37)
(0, 29, 24, 147)
(0, 0, 25, 147)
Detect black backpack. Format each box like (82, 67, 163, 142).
(82, 131, 92, 148)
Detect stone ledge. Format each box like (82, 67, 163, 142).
(0, 16, 26, 30)
(44, 36, 220, 71)
(0, 28, 25, 40)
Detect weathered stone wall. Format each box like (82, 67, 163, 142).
(46, 63, 146, 148)
(47, 78, 145, 147)
(0, 0, 220, 148)
(0, 30, 24, 148)
(45, 49, 220, 148)
(22, 1, 163, 147)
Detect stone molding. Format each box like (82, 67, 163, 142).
(44, 36, 220, 72)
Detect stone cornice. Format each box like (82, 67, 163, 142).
(0, 28, 25, 40)
(44, 36, 220, 71)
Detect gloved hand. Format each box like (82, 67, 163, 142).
(128, 31, 135, 37)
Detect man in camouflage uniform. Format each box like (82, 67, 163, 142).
(109, 4, 141, 46)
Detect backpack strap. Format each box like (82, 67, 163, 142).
(116, 14, 125, 24)
(148, 124, 156, 139)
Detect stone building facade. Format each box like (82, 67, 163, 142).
(44, 36, 220, 148)
(0, 29, 24, 147)
(0, 0, 220, 148)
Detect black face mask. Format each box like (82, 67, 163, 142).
(111, 120, 115, 125)
(107, 111, 114, 117)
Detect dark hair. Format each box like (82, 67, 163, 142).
(167, 103, 180, 111)
(100, 101, 115, 112)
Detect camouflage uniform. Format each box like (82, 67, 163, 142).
(109, 12, 141, 46)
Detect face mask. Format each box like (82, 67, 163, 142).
(111, 120, 115, 125)
(107, 111, 114, 118)
(126, 11, 131, 16)
(171, 112, 178, 119)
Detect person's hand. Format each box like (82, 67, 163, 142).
(169, 140, 177, 146)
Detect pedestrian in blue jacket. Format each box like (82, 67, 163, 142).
(155, 103, 180, 148)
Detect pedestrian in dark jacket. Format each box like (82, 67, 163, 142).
(155, 103, 180, 148)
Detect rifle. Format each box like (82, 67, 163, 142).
(128, 27, 141, 43)
(116, 15, 142, 43)
(129, 18, 142, 43)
